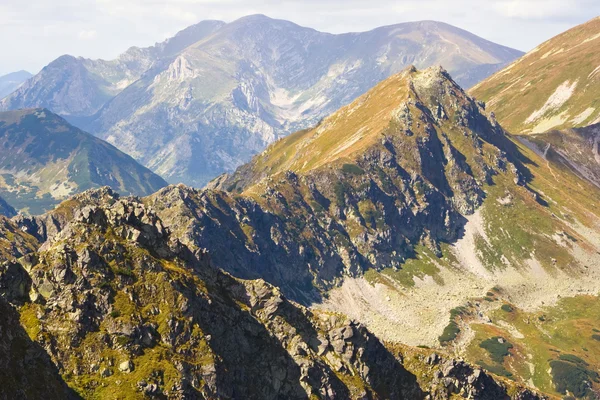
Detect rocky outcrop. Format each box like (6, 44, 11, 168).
(0, 216, 38, 262)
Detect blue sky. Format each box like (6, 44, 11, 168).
(0, 0, 598, 76)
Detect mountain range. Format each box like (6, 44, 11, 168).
(1, 15, 523, 187)
(2, 13, 600, 400)
(0, 70, 32, 99)
(0, 108, 167, 214)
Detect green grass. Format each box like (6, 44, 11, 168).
(479, 337, 513, 364)
(462, 296, 600, 396)
(341, 163, 365, 176)
(438, 321, 460, 345)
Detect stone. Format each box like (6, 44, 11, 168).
(119, 360, 134, 373)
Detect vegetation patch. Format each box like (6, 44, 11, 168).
(479, 337, 513, 364)
(501, 304, 514, 313)
(549, 356, 599, 398)
(341, 163, 365, 176)
(439, 321, 460, 345)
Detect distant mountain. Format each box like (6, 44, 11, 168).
(471, 16, 600, 134)
(0, 15, 523, 187)
(0, 21, 225, 118)
(0, 71, 32, 99)
(0, 109, 167, 214)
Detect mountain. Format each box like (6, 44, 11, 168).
(201, 66, 600, 397)
(0, 65, 593, 398)
(0, 70, 32, 99)
(0, 187, 541, 399)
(471, 16, 600, 134)
(1, 15, 523, 187)
(0, 109, 167, 215)
(0, 21, 225, 119)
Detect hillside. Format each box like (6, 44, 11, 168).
(0, 109, 167, 214)
(0, 196, 16, 217)
(0, 187, 540, 399)
(0, 70, 32, 99)
(471, 16, 600, 134)
(1, 15, 522, 186)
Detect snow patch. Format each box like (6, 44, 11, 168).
(525, 80, 578, 124)
(571, 107, 595, 125)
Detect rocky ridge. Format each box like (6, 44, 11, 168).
(176, 66, 530, 301)
(0, 187, 544, 399)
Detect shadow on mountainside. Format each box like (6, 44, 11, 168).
(0, 297, 82, 400)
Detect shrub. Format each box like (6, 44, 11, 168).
(592, 334, 600, 341)
(439, 321, 460, 345)
(501, 304, 514, 313)
(549, 358, 599, 398)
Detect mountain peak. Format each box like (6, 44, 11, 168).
(218, 65, 502, 196)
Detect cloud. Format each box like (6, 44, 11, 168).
(78, 29, 97, 40)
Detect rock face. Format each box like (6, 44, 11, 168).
(0, 70, 32, 99)
(0, 108, 167, 214)
(471, 16, 600, 134)
(0, 187, 542, 399)
(1, 15, 522, 186)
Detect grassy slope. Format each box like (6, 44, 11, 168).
(470, 17, 600, 134)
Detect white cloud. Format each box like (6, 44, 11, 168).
(78, 29, 98, 40)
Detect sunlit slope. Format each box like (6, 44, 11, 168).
(471, 17, 600, 134)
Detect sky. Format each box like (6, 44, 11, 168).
(1, 0, 599, 76)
